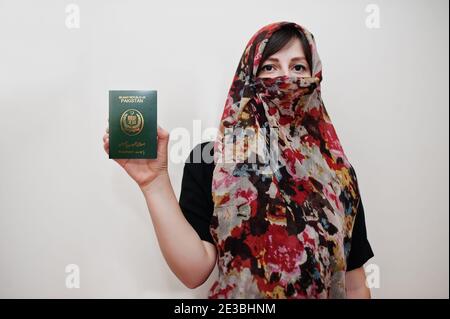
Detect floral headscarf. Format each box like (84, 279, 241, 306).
(210, 21, 362, 298)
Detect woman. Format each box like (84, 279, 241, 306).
(102, 21, 374, 298)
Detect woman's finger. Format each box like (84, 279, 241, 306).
(104, 139, 109, 154)
(157, 125, 169, 139)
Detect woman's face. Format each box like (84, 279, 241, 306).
(257, 37, 312, 78)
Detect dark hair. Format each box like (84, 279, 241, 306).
(257, 25, 313, 75)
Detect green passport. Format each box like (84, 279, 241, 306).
(109, 90, 157, 159)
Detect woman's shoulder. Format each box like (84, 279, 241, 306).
(183, 141, 215, 190)
(185, 141, 215, 166)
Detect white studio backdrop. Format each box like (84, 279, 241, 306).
(0, 0, 448, 298)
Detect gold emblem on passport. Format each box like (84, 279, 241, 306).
(120, 109, 144, 136)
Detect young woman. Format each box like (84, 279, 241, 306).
(102, 21, 374, 299)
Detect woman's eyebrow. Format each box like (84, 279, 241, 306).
(263, 57, 307, 64)
(264, 57, 280, 63)
(290, 57, 307, 63)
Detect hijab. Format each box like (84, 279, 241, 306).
(210, 21, 362, 298)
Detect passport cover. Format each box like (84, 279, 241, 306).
(109, 90, 157, 159)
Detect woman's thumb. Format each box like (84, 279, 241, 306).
(157, 125, 170, 151)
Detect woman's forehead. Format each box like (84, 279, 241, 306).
(265, 38, 308, 61)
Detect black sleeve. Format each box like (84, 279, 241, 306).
(346, 198, 375, 271)
(178, 142, 215, 244)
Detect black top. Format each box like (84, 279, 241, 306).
(179, 141, 374, 271)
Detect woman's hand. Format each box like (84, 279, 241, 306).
(102, 124, 170, 190)
(345, 266, 371, 298)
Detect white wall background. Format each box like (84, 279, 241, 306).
(0, 0, 448, 298)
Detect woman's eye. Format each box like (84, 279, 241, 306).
(293, 64, 305, 72)
(262, 65, 274, 72)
